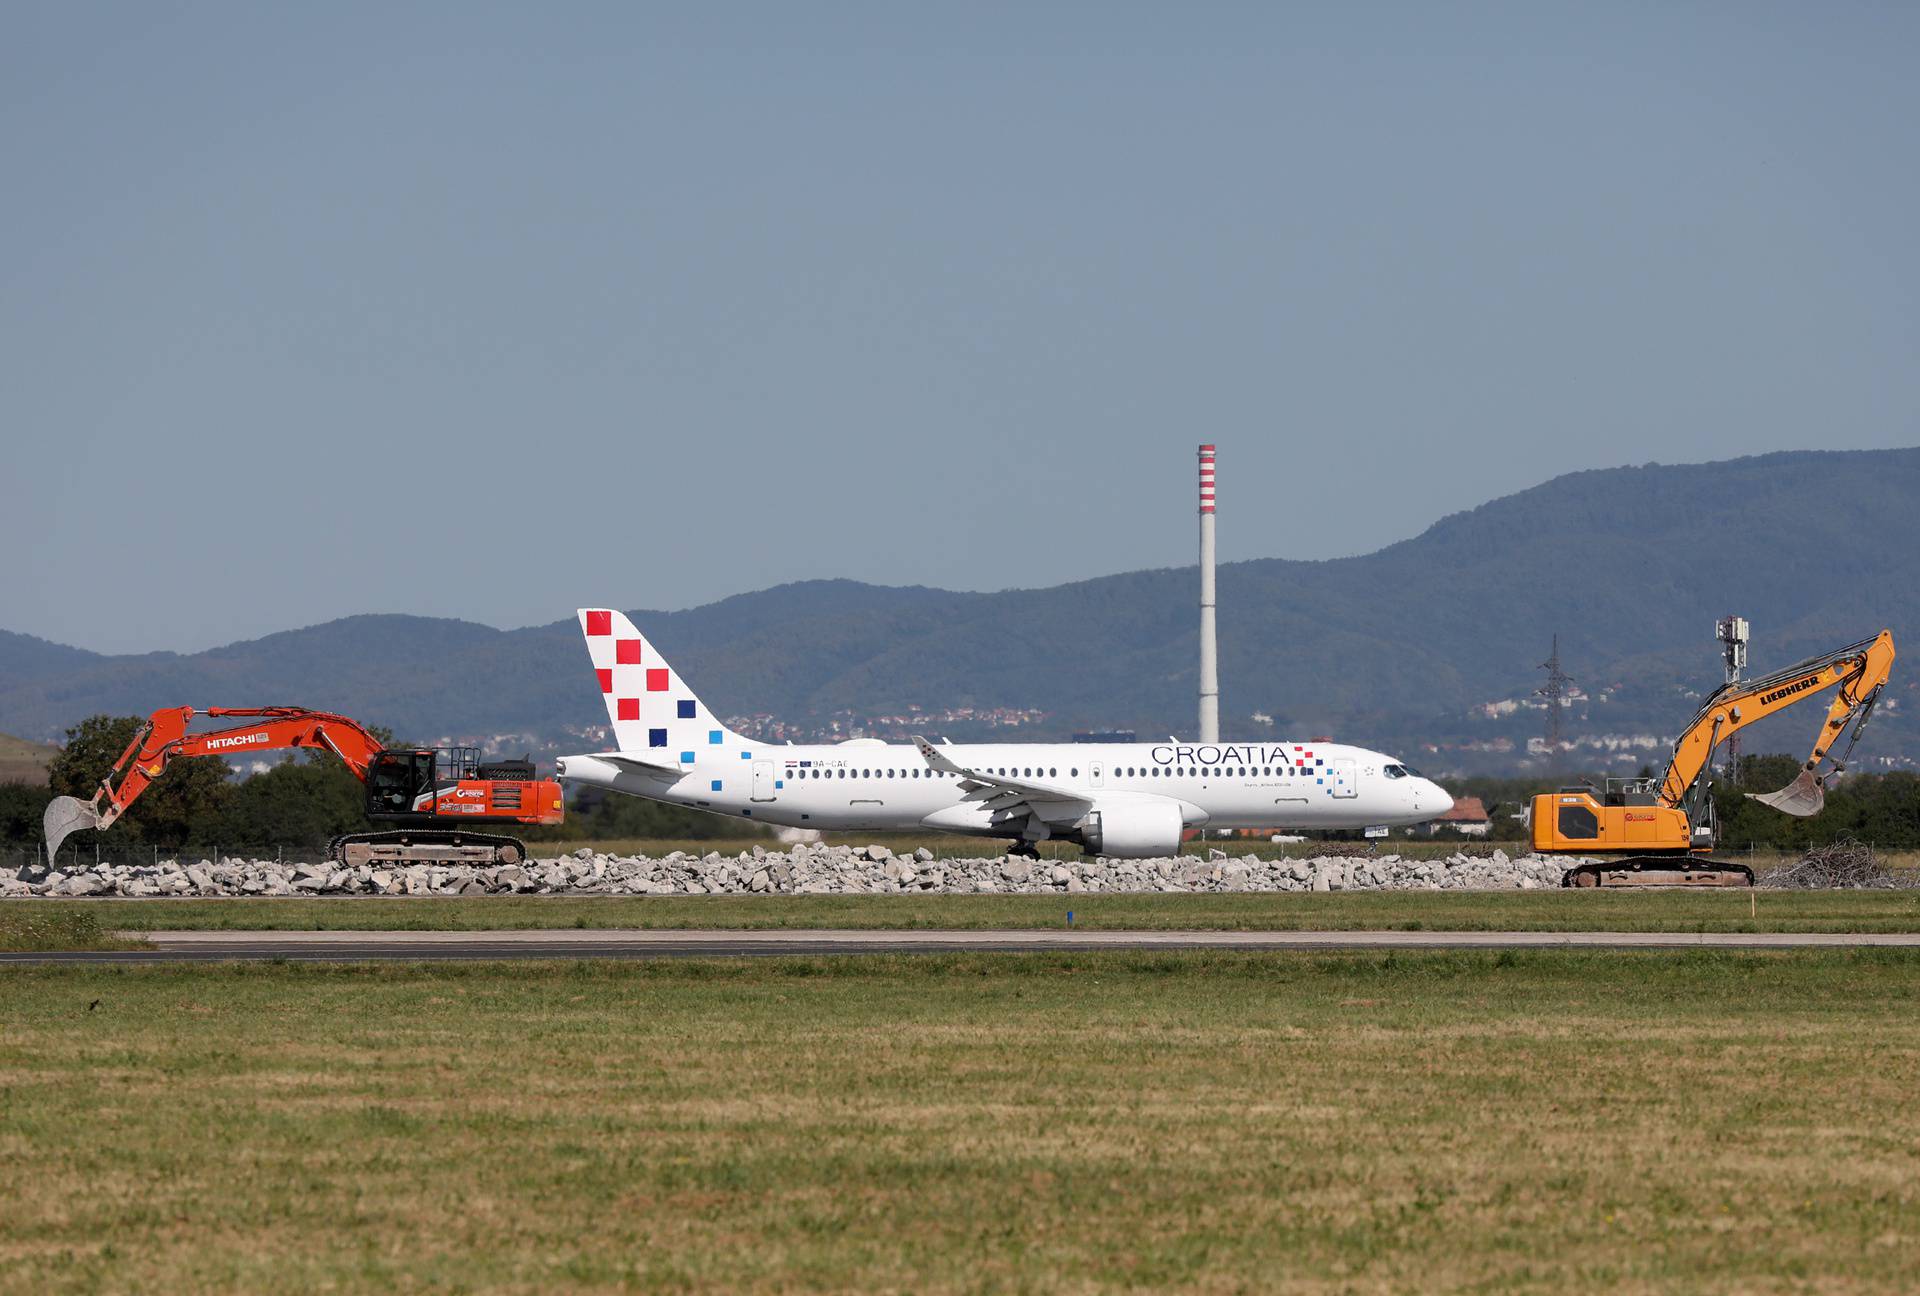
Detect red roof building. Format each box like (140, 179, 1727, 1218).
(1425, 796, 1491, 837)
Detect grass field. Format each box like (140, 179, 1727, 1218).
(4, 950, 1919, 1292)
(0, 906, 128, 953)
(37, 889, 1920, 936)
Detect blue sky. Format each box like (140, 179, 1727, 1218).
(4, 3, 1916, 652)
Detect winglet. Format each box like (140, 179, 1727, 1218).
(913, 735, 967, 777)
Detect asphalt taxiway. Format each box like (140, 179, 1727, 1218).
(5, 928, 1920, 963)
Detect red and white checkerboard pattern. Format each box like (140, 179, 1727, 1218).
(577, 607, 725, 757)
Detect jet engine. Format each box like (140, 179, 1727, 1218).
(1080, 800, 1186, 859)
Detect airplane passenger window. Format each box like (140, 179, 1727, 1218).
(1049, 768, 1057, 777)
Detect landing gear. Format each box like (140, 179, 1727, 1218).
(1007, 840, 1042, 859)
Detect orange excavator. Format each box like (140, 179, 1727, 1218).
(1533, 630, 1895, 886)
(43, 707, 565, 867)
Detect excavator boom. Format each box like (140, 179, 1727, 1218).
(1658, 630, 1894, 817)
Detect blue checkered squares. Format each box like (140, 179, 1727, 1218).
(709, 730, 723, 745)
(680, 751, 695, 764)
(649, 728, 668, 748)
(677, 700, 695, 719)
(710, 779, 723, 792)
(740, 750, 752, 760)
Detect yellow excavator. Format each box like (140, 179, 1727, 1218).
(1533, 630, 1895, 887)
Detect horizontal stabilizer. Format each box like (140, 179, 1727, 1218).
(602, 754, 685, 778)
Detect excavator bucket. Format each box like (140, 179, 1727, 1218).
(1749, 769, 1826, 818)
(42, 796, 101, 867)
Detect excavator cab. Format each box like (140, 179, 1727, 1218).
(365, 750, 437, 816)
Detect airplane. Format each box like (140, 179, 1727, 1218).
(554, 608, 1454, 858)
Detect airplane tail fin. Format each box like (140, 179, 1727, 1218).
(577, 608, 743, 759)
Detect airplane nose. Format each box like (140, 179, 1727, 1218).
(1427, 782, 1454, 815)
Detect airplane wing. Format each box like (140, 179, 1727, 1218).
(912, 735, 1093, 834)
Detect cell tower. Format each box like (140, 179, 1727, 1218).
(1537, 635, 1574, 765)
(1717, 616, 1750, 785)
(1197, 445, 1219, 743)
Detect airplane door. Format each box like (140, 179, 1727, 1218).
(1090, 762, 1105, 789)
(1330, 759, 1358, 798)
(752, 761, 776, 803)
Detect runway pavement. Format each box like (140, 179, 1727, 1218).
(7, 927, 1920, 963)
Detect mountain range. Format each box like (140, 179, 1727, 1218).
(4, 447, 1917, 776)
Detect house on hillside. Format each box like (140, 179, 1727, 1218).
(1424, 796, 1491, 837)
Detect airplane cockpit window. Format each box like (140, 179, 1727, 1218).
(1384, 765, 1407, 779)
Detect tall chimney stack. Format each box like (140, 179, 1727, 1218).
(1198, 444, 1219, 743)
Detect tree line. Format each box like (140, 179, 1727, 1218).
(2, 714, 1916, 854)
(1439, 754, 1920, 849)
(0, 714, 755, 854)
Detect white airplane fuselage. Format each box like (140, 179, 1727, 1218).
(557, 737, 1451, 853)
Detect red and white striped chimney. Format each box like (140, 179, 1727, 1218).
(1198, 445, 1219, 742)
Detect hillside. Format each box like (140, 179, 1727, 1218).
(0, 732, 59, 786)
(2, 447, 1916, 775)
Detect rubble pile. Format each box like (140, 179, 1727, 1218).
(3, 843, 1580, 898)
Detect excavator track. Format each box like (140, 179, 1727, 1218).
(1561, 857, 1755, 888)
(328, 830, 531, 868)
